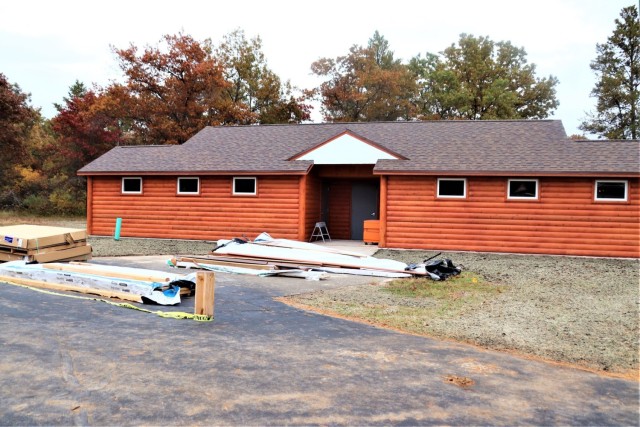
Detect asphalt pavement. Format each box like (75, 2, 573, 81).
(0, 256, 637, 425)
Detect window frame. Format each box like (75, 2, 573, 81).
(436, 178, 467, 199)
(594, 180, 628, 202)
(507, 179, 539, 200)
(121, 177, 143, 195)
(232, 177, 257, 196)
(176, 177, 200, 195)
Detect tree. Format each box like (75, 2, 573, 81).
(11, 116, 58, 214)
(408, 53, 465, 120)
(311, 31, 417, 122)
(0, 73, 37, 207)
(51, 81, 122, 173)
(410, 34, 559, 120)
(49, 81, 123, 211)
(215, 29, 310, 124)
(580, 5, 640, 139)
(105, 32, 231, 145)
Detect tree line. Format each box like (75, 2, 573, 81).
(1, 5, 638, 215)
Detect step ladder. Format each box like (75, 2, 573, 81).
(309, 222, 331, 242)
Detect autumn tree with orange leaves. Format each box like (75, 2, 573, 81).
(103, 33, 230, 145)
(104, 31, 310, 145)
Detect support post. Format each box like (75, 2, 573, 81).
(298, 175, 307, 241)
(379, 175, 387, 247)
(195, 271, 215, 319)
(86, 177, 93, 235)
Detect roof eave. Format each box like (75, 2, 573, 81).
(373, 170, 640, 178)
(78, 167, 312, 177)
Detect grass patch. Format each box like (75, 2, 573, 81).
(383, 272, 502, 317)
(289, 271, 505, 336)
(0, 211, 86, 228)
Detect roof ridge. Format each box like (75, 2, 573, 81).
(572, 139, 640, 143)
(203, 119, 561, 130)
(115, 144, 175, 148)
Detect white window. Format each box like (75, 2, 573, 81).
(595, 180, 628, 201)
(437, 178, 466, 198)
(233, 177, 257, 195)
(122, 177, 142, 194)
(177, 177, 200, 195)
(508, 179, 539, 200)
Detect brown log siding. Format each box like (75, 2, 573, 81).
(304, 174, 322, 240)
(327, 181, 352, 239)
(90, 176, 300, 240)
(385, 176, 640, 258)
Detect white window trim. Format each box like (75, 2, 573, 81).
(507, 179, 539, 200)
(121, 177, 142, 194)
(177, 177, 200, 195)
(594, 180, 628, 202)
(437, 178, 467, 198)
(233, 177, 257, 196)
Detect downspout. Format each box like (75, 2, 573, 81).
(379, 175, 387, 247)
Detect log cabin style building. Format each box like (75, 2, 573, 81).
(78, 120, 640, 258)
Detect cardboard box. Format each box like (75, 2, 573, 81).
(0, 225, 87, 250)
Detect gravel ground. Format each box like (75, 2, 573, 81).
(88, 236, 639, 377)
(293, 249, 640, 377)
(89, 236, 216, 256)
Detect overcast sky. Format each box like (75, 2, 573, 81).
(0, 0, 634, 137)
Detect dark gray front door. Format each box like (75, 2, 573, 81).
(351, 181, 379, 240)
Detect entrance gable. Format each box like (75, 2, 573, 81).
(290, 130, 404, 164)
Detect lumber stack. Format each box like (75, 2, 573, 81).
(0, 224, 92, 263)
(0, 261, 194, 305)
(169, 232, 414, 278)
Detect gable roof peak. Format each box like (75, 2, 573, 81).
(288, 128, 406, 164)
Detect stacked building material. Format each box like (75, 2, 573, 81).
(0, 261, 194, 305)
(0, 224, 92, 263)
(171, 232, 414, 278)
(171, 233, 462, 280)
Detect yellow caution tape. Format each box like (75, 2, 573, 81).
(1, 280, 213, 322)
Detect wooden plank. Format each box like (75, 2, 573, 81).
(195, 271, 214, 319)
(42, 262, 173, 283)
(174, 256, 273, 270)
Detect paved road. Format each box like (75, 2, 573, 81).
(0, 256, 637, 425)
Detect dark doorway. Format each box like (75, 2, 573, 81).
(321, 179, 379, 240)
(351, 181, 379, 240)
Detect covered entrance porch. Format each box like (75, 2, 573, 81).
(309, 165, 380, 241)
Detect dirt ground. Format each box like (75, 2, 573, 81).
(287, 249, 640, 378)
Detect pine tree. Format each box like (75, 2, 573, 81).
(580, 5, 640, 139)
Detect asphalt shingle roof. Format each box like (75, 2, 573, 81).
(78, 120, 640, 176)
